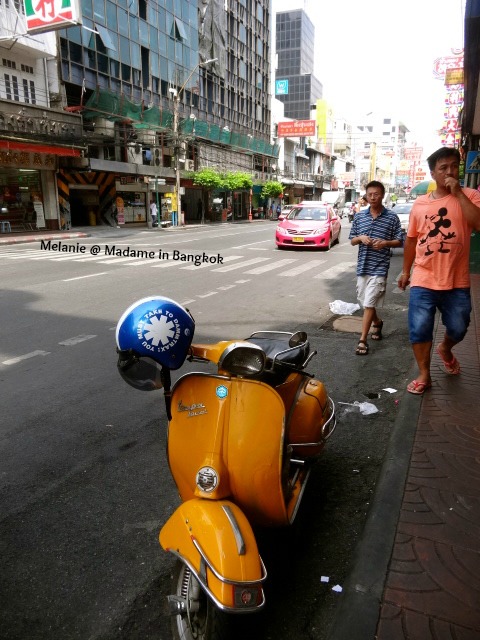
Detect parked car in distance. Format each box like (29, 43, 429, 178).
(277, 204, 295, 221)
(393, 202, 414, 240)
(275, 202, 341, 250)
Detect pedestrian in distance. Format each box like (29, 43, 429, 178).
(150, 199, 158, 227)
(349, 180, 403, 355)
(357, 196, 368, 212)
(398, 146, 480, 395)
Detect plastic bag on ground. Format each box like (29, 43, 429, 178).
(329, 300, 360, 315)
(354, 401, 379, 415)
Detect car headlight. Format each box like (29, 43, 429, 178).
(313, 226, 328, 235)
(276, 225, 287, 234)
(218, 342, 266, 376)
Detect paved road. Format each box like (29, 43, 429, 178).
(0, 222, 415, 639)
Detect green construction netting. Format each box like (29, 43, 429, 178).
(82, 89, 278, 157)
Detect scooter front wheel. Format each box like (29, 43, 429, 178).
(170, 560, 232, 640)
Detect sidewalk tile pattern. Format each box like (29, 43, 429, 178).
(377, 275, 480, 639)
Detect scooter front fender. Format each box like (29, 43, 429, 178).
(160, 498, 266, 612)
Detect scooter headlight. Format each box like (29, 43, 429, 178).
(218, 342, 266, 377)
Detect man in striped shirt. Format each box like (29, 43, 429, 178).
(349, 181, 403, 355)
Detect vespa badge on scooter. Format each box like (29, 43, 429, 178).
(116, 296, 336, 640)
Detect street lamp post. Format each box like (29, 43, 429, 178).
(169, 58, 217, 226)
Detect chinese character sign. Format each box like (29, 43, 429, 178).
(277, 120, 316, 137)
(24, 0, 82, 34)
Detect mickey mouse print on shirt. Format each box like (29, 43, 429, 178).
(418, 206, 457, 255)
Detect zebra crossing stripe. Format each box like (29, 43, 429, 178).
(181, 255, 243, 270)
(244, 258, 297, 274)
(213, 257, 269, 272)
(279, 259, 327, 276)
(313, 262, 356, 279)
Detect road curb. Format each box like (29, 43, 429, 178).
(326, 364, 422, 640)
(0, 232, 90, 246)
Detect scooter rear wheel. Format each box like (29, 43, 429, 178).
(170, 560, 231, 640)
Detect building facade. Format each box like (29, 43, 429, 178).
(274, 9, 322, 120)
(0, 0, 84, 231)
(59, 0, 277, 226)
(1, 0, 278, 230)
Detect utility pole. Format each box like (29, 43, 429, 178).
(169, 58, 217, 226)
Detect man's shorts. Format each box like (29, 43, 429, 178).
(356, 275, 386, 308)
(408, 286, 472, 343)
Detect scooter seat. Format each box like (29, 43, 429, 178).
(246, 335, 309, 370)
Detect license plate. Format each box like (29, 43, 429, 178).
(292, 236, 304, 243)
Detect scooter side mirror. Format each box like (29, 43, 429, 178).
(289, 331, 307, 348)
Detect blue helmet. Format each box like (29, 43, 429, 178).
(116, 296, 195, 370)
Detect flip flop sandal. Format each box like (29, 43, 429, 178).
(371, 320, 383, 340)
(436, 346, 460, 374)
(407, 379, 432, 395)
(355, 340, 369, 355)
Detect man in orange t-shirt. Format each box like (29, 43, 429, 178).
(398, 147, 480, 395)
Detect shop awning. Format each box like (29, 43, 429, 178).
(0, 140, 82, 157)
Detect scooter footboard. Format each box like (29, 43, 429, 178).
(159, 499, 266, 612)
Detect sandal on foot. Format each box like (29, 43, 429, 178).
(436, 346, 460, 375)
(407, 379, 432, 395)
(355, 340, 369, 355)
(371, 320, 383, 340)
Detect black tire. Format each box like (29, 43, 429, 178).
(170, 560, 232, 640)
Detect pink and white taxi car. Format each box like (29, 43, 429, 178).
(275, 202, 341, 250)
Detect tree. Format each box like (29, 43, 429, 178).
(192, 168, 223, 190)
(223, 171, 253, 190)
(261, 180, 283, 199)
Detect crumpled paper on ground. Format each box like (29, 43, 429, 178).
(329, 300, 360, 315)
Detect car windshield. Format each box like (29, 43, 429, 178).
(394, 204, 413, 214)
(287, 207, 328, 221)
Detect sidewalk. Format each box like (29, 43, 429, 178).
(0, 223, 186, 245)
(0, 219, 270, 246)
(330, 274, 480, 639)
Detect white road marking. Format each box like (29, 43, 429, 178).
(99, 256, 141, 264)
(279, 259, 327, 276)
(313, 262, 356, 279)
(58, 334, 97, 346)
(244, 258, 297, 274)
(181, 255, 242, 270)
(2, 350, 50, 366)
(62, 272, 108, 281)
(197, 291, 218, 298)
(231, 240, 272, 249)
(213, 257, 269, 272)
(150, 261, 183, 268)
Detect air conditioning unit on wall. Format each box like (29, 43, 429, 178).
(185, 159, 195, 171)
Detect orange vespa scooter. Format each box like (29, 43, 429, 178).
(116, 296, 336, 640)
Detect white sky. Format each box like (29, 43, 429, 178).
(272, 0, 466, 155)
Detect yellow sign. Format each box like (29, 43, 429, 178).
(445, 68, 464, 86)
